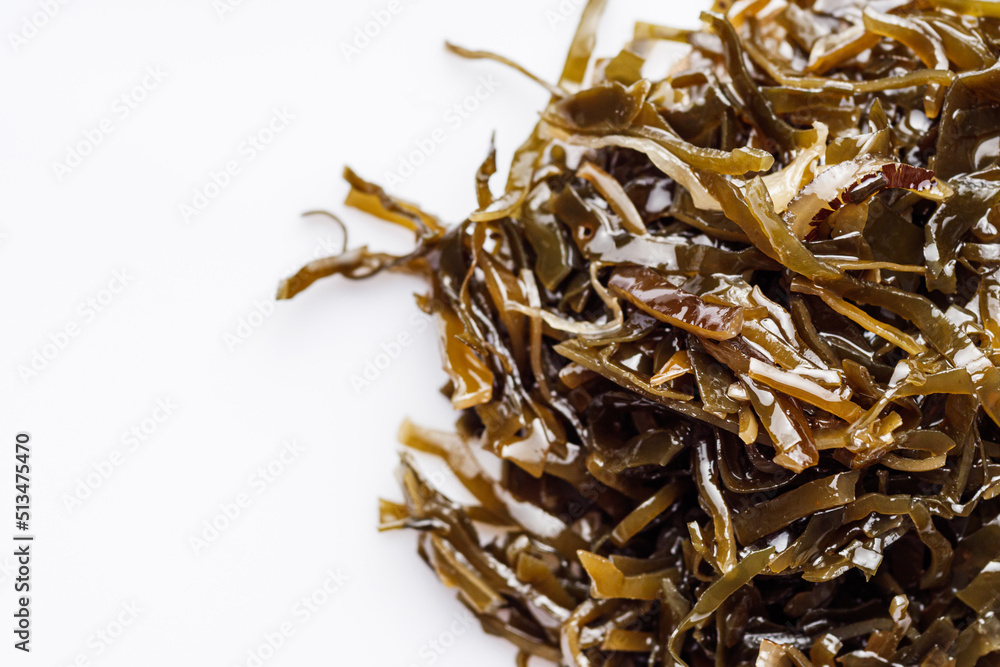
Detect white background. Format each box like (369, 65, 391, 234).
(0, 1, 704, 665)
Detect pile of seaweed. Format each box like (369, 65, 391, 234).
(279, 1, 1000, 664)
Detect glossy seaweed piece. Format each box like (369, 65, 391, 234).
(279, 1, 1000, 665)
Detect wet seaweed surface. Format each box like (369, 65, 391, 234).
(280, 1, 1000, 664)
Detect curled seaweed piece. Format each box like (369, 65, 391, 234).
(785, 158, 953, 239)
(278, 0, 1000, 664)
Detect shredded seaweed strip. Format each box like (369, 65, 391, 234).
(280, 1, 1000, 665)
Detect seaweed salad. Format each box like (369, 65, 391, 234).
(279, 0, 1000, 664)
